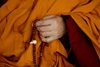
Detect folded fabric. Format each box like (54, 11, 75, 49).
(0, 0, 100, 66)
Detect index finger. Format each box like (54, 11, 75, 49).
(36, 19, 53, 27)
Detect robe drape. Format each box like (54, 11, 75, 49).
(0, 0, 100, 67)
(65, 15, 100, 67)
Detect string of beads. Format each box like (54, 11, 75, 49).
(32, 20, 46, 67)
(23, 20, 46, 67)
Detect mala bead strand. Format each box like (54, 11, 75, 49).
(32, 20, 46, 67)
(32, 20, 37, 67)
(38, 42, 45, 67)
(24, 20, 46, 67)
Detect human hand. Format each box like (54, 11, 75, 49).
(36, 15, 67, 43)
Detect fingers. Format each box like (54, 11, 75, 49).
(36, 19, 52, 27)
(36, 21, 43, 27)
(39, 31, 52, 37)
(40, 36, 56, 43)
(39, 31, 58, 43)
(36, 15, 56, 27)
(37, 25, 53, 32)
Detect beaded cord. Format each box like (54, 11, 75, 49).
(32, 20, 37, 67)
(23, 20, 46, 67)
(32, 20, 46, 67)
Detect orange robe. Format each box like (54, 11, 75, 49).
(0, 0, 100, 67)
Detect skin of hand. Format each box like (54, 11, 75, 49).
(36, 15, 67, 43)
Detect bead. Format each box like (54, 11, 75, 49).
(40, 53, 43, 56)
(33, 60, 36, 63)
(33, 27, 36, 30)
(32, 36, 35, 38)
(33, 64, 36, 67)
(30, 40, 37, 44)
(33, 50, 35, 52)
(32, 34, 35, 36)
(32, 32, 35, 34)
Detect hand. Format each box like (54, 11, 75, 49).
(36, 15, 67, 43)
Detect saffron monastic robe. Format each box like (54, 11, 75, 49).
(0, 0, 100, 67)
(65, 16, 100, 67)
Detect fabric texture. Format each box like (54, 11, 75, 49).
(66, 16, 100, 67)
(0, 0, 100, 66)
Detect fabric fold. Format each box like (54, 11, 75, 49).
(0, 0, 100, 66)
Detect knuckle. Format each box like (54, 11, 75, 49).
(55, 31, 59, 37)
(40, 27, 42, 31)
(40, 32, 43, 36)
(37, 27, 42, 31)
(52, 21, 58, 30)
(40, 32, 44, 36)
(42, 32, 45, 36)
(53, 19, 57, 23)
(36, 21, 42, 26)
(36, 22, 39, 26)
